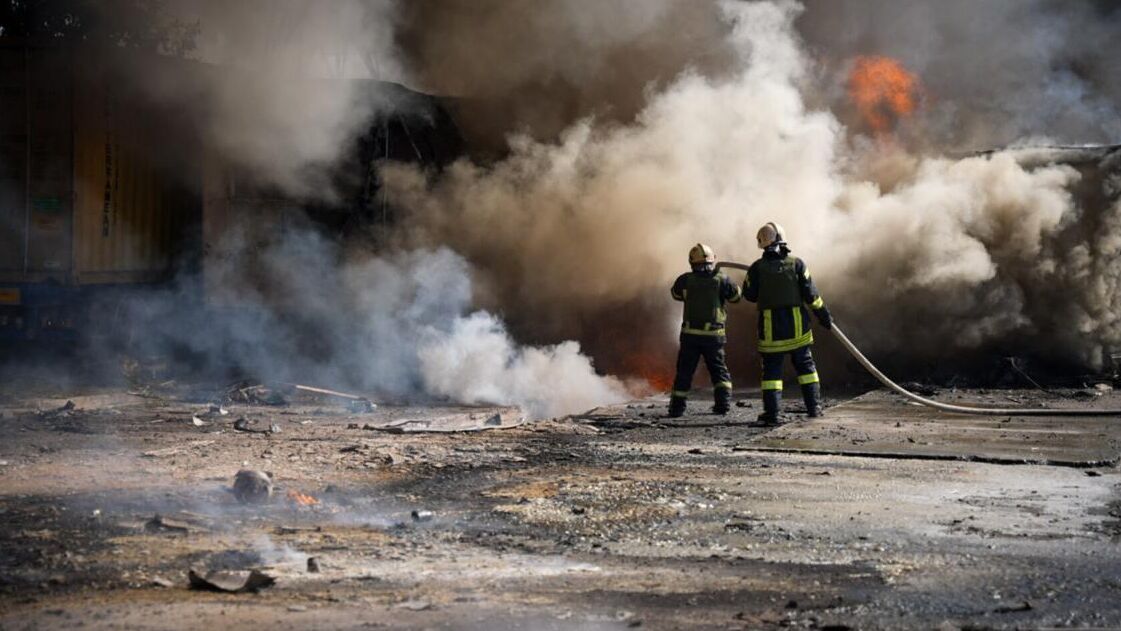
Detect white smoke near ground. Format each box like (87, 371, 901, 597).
(383, 0, 1121, 375)
(347, 247, 628, 417)
(155, 227, 628, 418)
(419, 312, 628, 418)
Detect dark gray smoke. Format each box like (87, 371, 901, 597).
(394, 0, 736, 149)
(394, 0, 1121, 151)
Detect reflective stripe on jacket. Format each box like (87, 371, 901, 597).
(743, 250, 827, 353)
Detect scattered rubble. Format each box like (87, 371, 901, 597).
(141, 440, 215, 458)
(144, 514, 190, 534)
(232, 470, 273, 504)
(900, 382, 939, 396)
(42, 400, 76, 416)
(233, 417, 281, 435)
(993, 600, 1034, 614)
(188, 569, 276, 594)
(227, 383, 288, 406)
(374, 407, 525, 433)
(3, 386, 1121, 628)
(396, 599, 432, 611)
(290, 384, 376, 412)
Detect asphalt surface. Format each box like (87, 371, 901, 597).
(0, 385, 1119, 629)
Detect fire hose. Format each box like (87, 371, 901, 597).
(715, 262, 1121, 417)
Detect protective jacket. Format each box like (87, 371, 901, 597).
(743, 246, 831, 353)
(671, 269, 742, 337)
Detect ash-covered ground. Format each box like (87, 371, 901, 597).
(1, 382, 1120, 630)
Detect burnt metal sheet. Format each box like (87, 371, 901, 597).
(363, 406, 526, 433)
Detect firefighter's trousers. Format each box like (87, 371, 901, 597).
(670, 333, 733, 411)
(760, 345, 821, 416)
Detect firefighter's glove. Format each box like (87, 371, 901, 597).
(815, 307, 833, 330)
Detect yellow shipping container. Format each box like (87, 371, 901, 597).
(0, 43, 196, 287)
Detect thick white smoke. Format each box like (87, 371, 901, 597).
(138, 234, 627, 418)
(384, 0, 1121, 372)
(418, 313, 628, 418)
(345, 247, 629, 418)
(197, 229, 636, 416)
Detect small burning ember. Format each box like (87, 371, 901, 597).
(847, 55, 920, 135)
(285, 489, 320, 507)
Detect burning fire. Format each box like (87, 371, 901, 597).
(623, 352, 675, 392)
(285, 489, 320, 507)
(847, 55, 920, 134)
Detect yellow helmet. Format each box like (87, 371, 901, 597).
(688, 243, 715, 265)
(756, 222, 786, 249)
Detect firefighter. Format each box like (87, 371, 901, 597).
(668, 243, 742, 417)
(743, 223, 833, 425)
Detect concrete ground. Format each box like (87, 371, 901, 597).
(0, 384, 1119, 630)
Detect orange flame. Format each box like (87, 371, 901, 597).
(285, 489, 320, 507)
(848, 55, 920, 134)
(622, 351, 675, 392)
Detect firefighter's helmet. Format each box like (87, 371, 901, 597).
(756, 222, 786, 249)
(688, 243, 716, 266)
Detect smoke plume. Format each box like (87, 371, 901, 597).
(139, 0, 405, 196)
(395, 0, 736, 147)
(798, 0, 1121, 150)
(383, 0, 1121, 378)
(32, 0, 631, 417)
(17, 0, 1121, 414)
(120, 235, 627, 418)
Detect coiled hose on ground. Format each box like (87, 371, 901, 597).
(716, 261, 1121, 417)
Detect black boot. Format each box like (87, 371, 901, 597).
(757, 390, 782, 425)
(712, 389, 731, 415)
(668, 395, 687, 418)
(802, 383, 823, 417)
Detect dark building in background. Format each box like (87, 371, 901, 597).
(0, 41, 464, 343)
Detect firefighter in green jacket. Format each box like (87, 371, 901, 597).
(668, 243, 742, 417)
(743, 223, 833, 425)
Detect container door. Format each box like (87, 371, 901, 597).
(26, 47, 73, 278)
